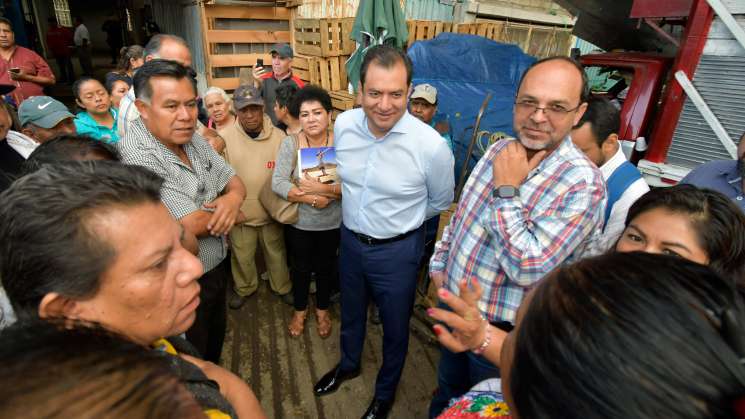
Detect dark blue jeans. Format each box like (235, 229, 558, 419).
(428, 304, 501, 418)
(338, 224, 425, 401)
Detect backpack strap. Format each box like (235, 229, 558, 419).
(605, 161, 643, 227)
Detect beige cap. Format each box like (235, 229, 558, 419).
(410, 83, 437, 105)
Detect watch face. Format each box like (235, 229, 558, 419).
(497, 185, 518, 198)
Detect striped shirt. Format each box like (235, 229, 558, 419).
(430, 137, 606, 324)
(119, 118, 236, 272)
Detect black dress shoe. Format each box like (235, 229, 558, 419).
(361, 398, 392, 419)
(313, 364, 360, 396)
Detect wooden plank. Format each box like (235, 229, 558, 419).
(204, 5, 291, 20)
(292, 55, 310, 70)
(207, 30, 290, 44)
(296, 44, 323, 57)
(210, 77, 240, 91)
(200, 2, 213, 86)
(209, 53, 272, 68)
(294, 31, 321, 43)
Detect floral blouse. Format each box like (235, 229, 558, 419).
(438, 379, 511, 419)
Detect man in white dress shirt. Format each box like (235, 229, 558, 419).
(572, 96, 649, 253)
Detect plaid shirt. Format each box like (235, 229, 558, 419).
(119, 118, 236, 272)
(430, 137, 606, 324)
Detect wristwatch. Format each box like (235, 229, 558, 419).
(493, 185, 520, 199)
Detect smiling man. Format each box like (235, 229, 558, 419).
(313, 45, 454, 419)
(118, 59, 247, 364)
(252, 43, 304, 127)
(428, 56, 607, 417)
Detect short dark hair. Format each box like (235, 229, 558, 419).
(105, 72, 131, 94)
(624, 184, 745, 284)
(574, 96, 620, 145)
(0, 319, 201, 418)
(289, 85, 332, 118)
(72, 76, 101, 100)
(144, 34, 188, 59)
(25, 135, 119, 172)
(511, 251, 745, 419)
(133, 59, 196, 103)
(518, 56, 589, 104)
(359, 45, 412, 88)
(275, 83, 299, 115)
(0, 162, 163, 317)
(0, 17, 13, 30)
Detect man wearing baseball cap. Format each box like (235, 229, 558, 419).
(252, 43, 305, 127)
(219, 84, 292, 309)
(19, 96, 76, 144)
(409, 83, 453, 151)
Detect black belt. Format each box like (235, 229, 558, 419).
(353, 228, 418, 245)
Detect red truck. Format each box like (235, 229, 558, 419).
(574, 0, 744, 186)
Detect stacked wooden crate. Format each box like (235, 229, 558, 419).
(406, 20, 454, 46)
(292, 17, 356, 120)
(200, 4, 291, 91)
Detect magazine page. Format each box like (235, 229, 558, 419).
(297, 146, 338, 184)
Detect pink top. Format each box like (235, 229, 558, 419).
(0, 46, 54, 105)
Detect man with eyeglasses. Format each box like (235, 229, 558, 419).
(427, 56, 606, 418)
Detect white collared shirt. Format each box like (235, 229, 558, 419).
(5, 130, 38, 159)
(334, 109, 454, 238)
(589, 146, 650, 254)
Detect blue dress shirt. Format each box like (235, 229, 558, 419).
(680, 159, 745, 212)
(335, 108, 455, 239)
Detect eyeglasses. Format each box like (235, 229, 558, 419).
(514, 100, 583, 118)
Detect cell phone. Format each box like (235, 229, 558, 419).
(256, 58, 264, 68)
(8, 68, 20, 74)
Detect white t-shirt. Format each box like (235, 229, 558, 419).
(74, 24, 90, 47)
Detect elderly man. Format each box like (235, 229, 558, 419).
(219, 84, 291, 309)
(572, 96, 649, 253)
(427, 56, 606, 417)
(0, 17, 55, 105)
(681, 131, 745, 213)
(252, 43, 305, 126)
(119, 59, 247, 364)
(409, 83, 453, 151)
(117, 34, 193, 139)
(313, 45, 454, 419)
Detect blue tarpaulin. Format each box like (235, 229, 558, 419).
(407, 33, 535, 179)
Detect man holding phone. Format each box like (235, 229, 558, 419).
(252, 43, 304, 128)
(0, 17, 55, 105)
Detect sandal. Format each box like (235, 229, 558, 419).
(288, 310, 307, 337)
(316, 309, 332, 339)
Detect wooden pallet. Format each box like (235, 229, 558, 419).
(293, 18, 355, 57)
(201, 4, 291, 91)
(328, 90, 357, 111)
(292, 54, 311, 83)
(307, 56, 349, 92)
(406, 20, 454, 46)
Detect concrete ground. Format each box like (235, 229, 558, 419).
(222, 279, 442, 419)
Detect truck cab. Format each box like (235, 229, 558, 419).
(580, 53, 670, 162)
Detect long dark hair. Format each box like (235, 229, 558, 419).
(510, 252, 745, 419)
(623, 184, 745, 284)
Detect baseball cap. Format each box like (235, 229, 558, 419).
(270, 43, 294, 59)
(410, 83, 438, 105)
(232, 84, 264, 110)
(19, 96, 74, 129)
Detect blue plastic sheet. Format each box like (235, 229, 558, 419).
(407, 33, 536, 183)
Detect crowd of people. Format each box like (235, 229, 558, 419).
(0, 17, 745, 419)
